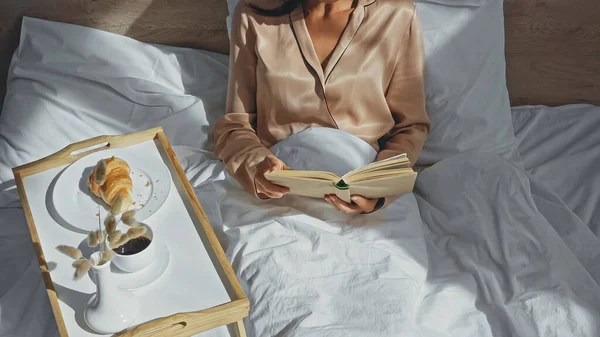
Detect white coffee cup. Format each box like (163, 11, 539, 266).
(111, 224, 157, 273)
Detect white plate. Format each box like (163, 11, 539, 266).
(52, 148, 171, 232)
(90, 243, 171, 290)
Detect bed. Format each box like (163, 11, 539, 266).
(1, 0, 599, 336)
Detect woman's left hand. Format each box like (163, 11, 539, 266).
(324, 194, 379, 214)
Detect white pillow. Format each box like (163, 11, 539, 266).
(416, 0, 521, 166)
(225, 0, 522, 167)
(0, 17, 229, 183)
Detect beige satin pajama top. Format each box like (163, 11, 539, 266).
(214, 0, 430, 200)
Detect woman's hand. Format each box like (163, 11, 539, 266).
(324, 194, 382, 214)
(254, 155, 291, 199)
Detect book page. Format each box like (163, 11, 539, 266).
(349, 173, 417, 199)
(265, 170, 340, 182)
(346, 161, 411, 177)
(374, 153, 408, 163)
(345, 168, 415, 183)
(264, 175, 339, 199)
(342, 154, 410, 182)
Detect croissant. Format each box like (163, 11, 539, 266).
(88, 156, 133, 213)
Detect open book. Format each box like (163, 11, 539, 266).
(264, 154, 417, 203)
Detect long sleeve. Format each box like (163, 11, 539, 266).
(376, 8, 430, 165)
(214, 3, 272, 198)
(370, 8, 429, 213)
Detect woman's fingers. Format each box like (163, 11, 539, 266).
(325, 196, 341, 211)
(257, 186, 283, 198)
(350, 195, 377, 212)
(256, 177, 289, 198)
(254, 155, 292, 199)
(264, 155, 287, 171)
(326, 195, 361, 213)
(324, 195, 378, 213)
(264, 179, 289, 194)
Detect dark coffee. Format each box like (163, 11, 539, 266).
(113, 236, 151, 255)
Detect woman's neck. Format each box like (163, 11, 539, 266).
(303, 0, 356, 15)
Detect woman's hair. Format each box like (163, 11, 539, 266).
(248, 0, 305, 16)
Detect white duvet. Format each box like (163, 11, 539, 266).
(4, 126, 600, 336)
(512, 104, 600, 237)
(185, 127, 600, 337)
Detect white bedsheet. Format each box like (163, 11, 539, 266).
(512, 104, 600, 236)
(0, 209, 57, 336)
(186, 128, 600, 337)
(4, 125, 600, 336)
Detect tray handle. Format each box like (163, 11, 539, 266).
(13, 127, 163, 176)
(55, 135, 112, 160)
(116, 313, 189, 337)
(115, 299, 249, 337)
(51, 128, 161, 162)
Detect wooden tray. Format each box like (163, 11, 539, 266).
(12, 127, 249, 337)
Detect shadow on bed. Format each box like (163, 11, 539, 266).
(0, 179, 15, 191)
(413, 152, 600, 336)
(0, 179, 20, 207)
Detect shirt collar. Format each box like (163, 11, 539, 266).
(290, 0, 376, 16)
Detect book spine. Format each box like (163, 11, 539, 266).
(332, 180, 351, 203)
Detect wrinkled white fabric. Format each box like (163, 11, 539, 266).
(187, 128, 600, 337)
(414, 151, 600, 337)
(0, 17, 229, 184)
(512, 103, 600, 236)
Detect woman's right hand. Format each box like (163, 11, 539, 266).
(254, 155, 291, 199)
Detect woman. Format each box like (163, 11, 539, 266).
(214, 0, 429, 214)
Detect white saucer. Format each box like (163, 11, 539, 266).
(52, 148, 172, 232)
(91, 243, 170, 290)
